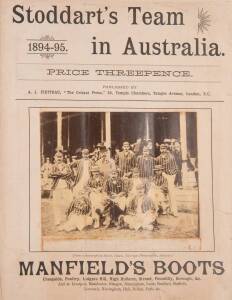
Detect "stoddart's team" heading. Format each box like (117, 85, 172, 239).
(12, 5, 184, 25)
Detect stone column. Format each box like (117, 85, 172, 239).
(105, 112, 111, 151)
(57, 112, 63, 151)
(180, 112, 194, 187)
(101, 112, 105, 142)
(41, 124, 44, 164)
(145, 113, 150, 140)
(67, 113, 70, 149)
(179, 112, 187, 160)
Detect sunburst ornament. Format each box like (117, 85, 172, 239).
(198, 8, 211, 33)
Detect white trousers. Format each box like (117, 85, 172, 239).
(163, 174, 178, 216)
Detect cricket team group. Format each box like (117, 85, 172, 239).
(41, 139, 183, 232)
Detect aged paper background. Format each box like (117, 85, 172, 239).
(1, 0, 232, 299)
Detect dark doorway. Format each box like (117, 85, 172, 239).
(111, 112, 180, 147)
